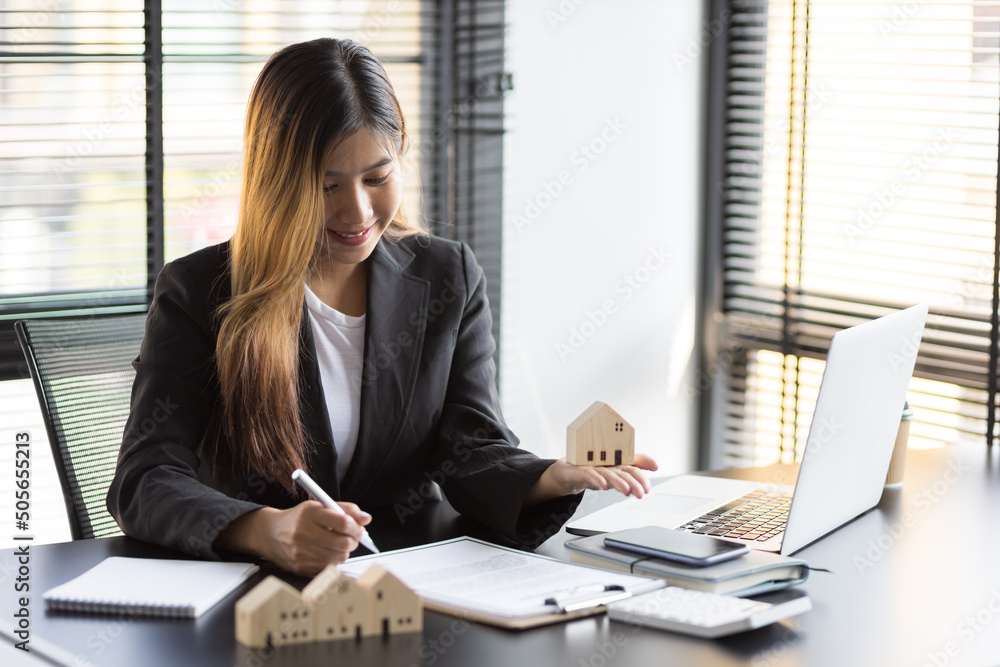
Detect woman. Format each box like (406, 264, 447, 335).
(107, 38, 656, 576)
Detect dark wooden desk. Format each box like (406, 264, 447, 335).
(3, 444, 999, 667)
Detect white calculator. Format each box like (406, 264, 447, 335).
(606, 586, 811, 638)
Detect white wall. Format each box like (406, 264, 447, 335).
(501, 0, 705, 475)
(0, 379, 72, 549)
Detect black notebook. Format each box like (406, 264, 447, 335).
(565, 531, 808, 597)
(43, 557, 259, 619)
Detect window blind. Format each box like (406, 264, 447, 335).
(0, 2, 149, 379)
(159, 0, 438, 264)
(0, 0, 510, 381)
(707, 0, 1000, 466)
(450, 0, 508, 364)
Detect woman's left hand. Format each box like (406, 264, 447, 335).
(525, 454, 658, 506)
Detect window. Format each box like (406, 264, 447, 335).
(704, 0, 1000, 466)
(0, 2, 149, 377)
(0, 0, 509, 380)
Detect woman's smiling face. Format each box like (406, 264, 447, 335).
(316, 126, 403, 266)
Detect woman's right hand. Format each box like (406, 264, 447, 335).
(215, 500, 372, 576)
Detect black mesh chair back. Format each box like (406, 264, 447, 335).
(15, 314, 147, 540)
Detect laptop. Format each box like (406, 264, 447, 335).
(567, 304, 928, 556)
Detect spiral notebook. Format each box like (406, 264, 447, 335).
(43, 557, 259, 619)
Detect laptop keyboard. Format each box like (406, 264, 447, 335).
(677, 490, 793, 542)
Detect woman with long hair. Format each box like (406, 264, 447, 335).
(108, 38, 656, 575)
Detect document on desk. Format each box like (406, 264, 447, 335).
(337, 537, 666, 629)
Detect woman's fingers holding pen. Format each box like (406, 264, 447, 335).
(302, 501, 364, 550)
(335, 501, 373, 528)
(262, 502, 362, 576)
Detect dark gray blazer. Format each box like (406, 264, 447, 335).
(107, 235, 579, 559)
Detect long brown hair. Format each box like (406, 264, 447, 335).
(215, 38, 423, 490)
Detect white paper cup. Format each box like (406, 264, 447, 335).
(884, 405, 914, 487)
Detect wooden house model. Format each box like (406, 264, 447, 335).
(301, 563, 371, 641)
(235, 564, 422, 648)
(235, 576, 315, 647)
(357, 565, 423, 636)
(566, 401, 635, 467)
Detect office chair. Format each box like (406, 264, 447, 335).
(15, 313, 147, 540)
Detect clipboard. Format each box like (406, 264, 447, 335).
(336, 537, 666, 630)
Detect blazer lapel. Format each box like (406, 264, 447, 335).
(339, 240, 429, 500)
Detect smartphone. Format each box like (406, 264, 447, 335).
(603, 526, 749, 566)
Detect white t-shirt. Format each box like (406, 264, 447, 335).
(303, 284, 366, 483)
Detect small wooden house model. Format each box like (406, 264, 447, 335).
(236, 564, 422, 648)
(301, 564, 370, 641)
(566, 401, 635, 467)
(235, 576, 314, 648)
(358, 565, 423, 636)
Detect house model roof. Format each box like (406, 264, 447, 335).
(567, 401, 620, 431)
(357, 564, 401, 590)
(235, 576, 300, 613)
(301, 564, 343, 605)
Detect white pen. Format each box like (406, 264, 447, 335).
(291, 468, 380, 554)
